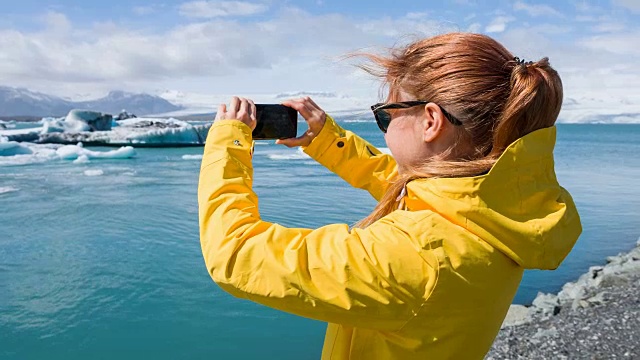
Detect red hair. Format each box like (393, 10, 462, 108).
(354, 33, 563, 228)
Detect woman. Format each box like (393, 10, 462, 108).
(198, 33, 582, 359)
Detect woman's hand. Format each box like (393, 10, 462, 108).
(215, 96, 257, 131)
(277, 97, 326, 147)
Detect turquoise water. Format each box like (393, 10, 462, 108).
(1, 122, 639, 359)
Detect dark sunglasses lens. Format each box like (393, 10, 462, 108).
(376, 110, 391, 132)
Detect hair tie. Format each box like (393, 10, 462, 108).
(513, 57, 533, 66)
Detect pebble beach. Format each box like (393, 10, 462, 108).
(487, 238, 640, 359)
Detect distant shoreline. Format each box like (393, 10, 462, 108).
(2, 115, 640, 125)
(0, 116, 44, 122)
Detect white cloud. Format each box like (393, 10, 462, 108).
(612, 0, 640, 13)
(467, 22, 482, 33)
(133, 6, 157, 16)
(41, 11, 71, 34)
(356, 15, 453, 38)
(179, 1, 268, 18)
(593, 22, 626, 33)
(575, 14, 597, 22)
(495, 25, 640, 122)
(485, 16, 514, 33)
(0, 8, 452, 98)
(579, 31, 640, 56)
(405, 12, 429, 20)
(573, 0, 600, 13)
(1, 5, 640, 123)
(452, 0, 475, 5)
(514, 1, 562, 17)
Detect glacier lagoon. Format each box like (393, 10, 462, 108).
(1, 120, 639, 359)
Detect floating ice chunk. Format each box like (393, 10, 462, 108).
(0, 142, 58, 166)
(40, 117, 66, 134)
(182, 154, 203, 160)
(0, 141, 34, 156)
(38, 110, 113, 135)
(65, 110, 112, 132)
(266, 147, 310, 160)
(267, 153, 310, 160)
(0, 120, 16, 129)
(73, 155, 90, 164)
(56, 145, 84, 159)
(0, 186, 19, 194)
(0, 140, 135, 166)
(0, 127, 41, 142)
(342, 119, 375, 123)
(56, 144, 136, 160)
(113, 118, 209, 145)
(117, 117, 190, 127)
(84, 169, 104, 176)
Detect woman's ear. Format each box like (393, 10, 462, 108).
(422, 102, 446, 143)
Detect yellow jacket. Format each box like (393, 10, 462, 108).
(198, 116, 582, 359)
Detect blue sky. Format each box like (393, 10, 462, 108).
(1, 0, 639, 121)
(2, 1, 631, 35)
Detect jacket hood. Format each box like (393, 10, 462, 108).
(404, 126, 582, 270)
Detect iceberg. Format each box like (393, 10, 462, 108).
(0, 186, 19, 194)
(0, 137, 136, 166)
(84, 169, 104, 177)
(55, 143, 136, 160)
(0, 120, 17, 129)
(0, 109, 211, 147)
(0, 140, 34, 156)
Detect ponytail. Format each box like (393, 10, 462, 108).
(354, 33, 564, 229)
(491, 57, 563, 156)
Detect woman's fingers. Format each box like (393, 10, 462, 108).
(228, 96, 240, 119)
(278, 97, 326, 147)
(249, 99, 256, 124)
(281, 99, 312, 119)
(215, 103, 227, 121)
(215, 97, 256, 130)
(275, 131, 314, 148)
(283, 97, 325, 126)
(306, 96, 321, 109)
(239, 97, 249, 117)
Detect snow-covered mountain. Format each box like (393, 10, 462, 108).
(0, 87, 183, 117)
(4, 85, 639, 123)
(157, 89, 640, 124)
(156, 89, 373, 118)
(0, 87, 74, 117)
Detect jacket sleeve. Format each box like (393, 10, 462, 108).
(302, 115, 398, 201)
(198, 120, 436, 331)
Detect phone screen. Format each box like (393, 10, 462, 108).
(253, 104, 298, 140)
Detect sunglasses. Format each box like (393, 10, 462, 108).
(370, 101, 463, 133)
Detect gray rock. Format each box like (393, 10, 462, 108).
(586, 291, 609, 305)
(501, 305, 531, 328)
(531, 292, 561, 318)
(557, 280, 586, 303)
(607, 255, 624, 265)
(532, 326, 558, 340)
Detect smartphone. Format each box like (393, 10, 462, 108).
(252, 104, 298, 140)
